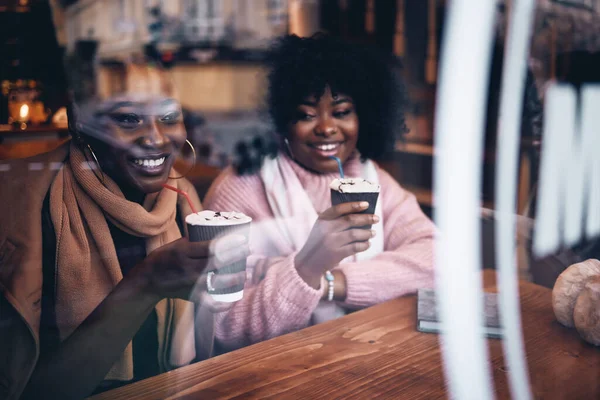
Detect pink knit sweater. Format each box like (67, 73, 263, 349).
(203, 153, 436, 351)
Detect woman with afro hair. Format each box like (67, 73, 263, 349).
(205, 33, 436, 351)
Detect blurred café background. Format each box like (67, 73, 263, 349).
(1, 0, 599, 267)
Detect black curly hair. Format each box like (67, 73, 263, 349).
(267, 33, 408, 161)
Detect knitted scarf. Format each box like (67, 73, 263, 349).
(48, 142, 203, 381)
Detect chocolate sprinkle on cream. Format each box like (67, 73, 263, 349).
(186, 210, 252, 226)
(330, 178, 380, 193)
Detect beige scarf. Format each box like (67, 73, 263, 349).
(48, 142, 201, 381)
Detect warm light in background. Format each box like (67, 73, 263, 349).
(19, 103, 28, 120)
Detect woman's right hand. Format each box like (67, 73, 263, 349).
(295, 201, 379, 289)
(132, 234, 249, 302)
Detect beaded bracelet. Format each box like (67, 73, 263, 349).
(324, 270, 335, 301)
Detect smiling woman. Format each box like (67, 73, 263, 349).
(204, 33, 436, 352)
(266, 33, 408, 167)
(0, 43, 249, 399)
(70, 59, 187, 195)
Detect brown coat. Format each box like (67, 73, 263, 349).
(0, 143, 214, 399)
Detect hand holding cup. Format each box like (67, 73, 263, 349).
(133, 234, 249, 302)
(295, 201, 379, 289)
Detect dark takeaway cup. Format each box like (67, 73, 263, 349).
(330, 178, 380, 230)
(185, 210, 252, 302)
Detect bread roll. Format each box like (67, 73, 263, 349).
(574, 275, 600, 345)
(552, 259, 600, 327)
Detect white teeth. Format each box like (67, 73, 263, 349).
(316, 143, 338, 151)
(133, 157, 166, 168)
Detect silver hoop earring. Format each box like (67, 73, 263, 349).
(284, 138, 295, 160)
(84, 143, 106, 185)
(169, 139, 197, 180)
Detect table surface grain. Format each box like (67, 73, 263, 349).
(91, 271, 600, 400)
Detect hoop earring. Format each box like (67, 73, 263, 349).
(169, 139, 197, 180)
(284, 137, 295, 160)
(84, 143, 106, 185)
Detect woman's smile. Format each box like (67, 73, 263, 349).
(306, 141, 345, 158)
(127, 152, 171, 176)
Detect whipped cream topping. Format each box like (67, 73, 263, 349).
(186, 210, 252, 226)
(329, 178, 380, 193)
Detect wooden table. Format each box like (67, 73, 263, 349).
(92, 271, 600, 399)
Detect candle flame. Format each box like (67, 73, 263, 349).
(19, 104, 29, 119)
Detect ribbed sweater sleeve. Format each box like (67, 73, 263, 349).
(203, 168, 322, 350)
